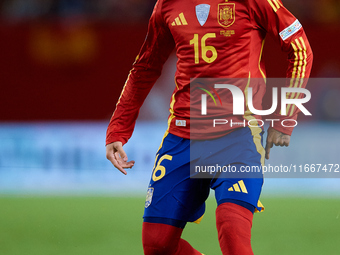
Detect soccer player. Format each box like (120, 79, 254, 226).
(106, 0, 313, 254)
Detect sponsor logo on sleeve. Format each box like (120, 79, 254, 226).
(279, 19, 302, 41)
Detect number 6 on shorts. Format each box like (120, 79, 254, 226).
(152, 154, 173, 181)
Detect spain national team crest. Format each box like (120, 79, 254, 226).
(218, 3, 235, 28)
(145, 187, 154, 208)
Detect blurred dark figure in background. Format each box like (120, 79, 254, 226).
(0, 0, 156, 21)
(1, 0, 340, 23)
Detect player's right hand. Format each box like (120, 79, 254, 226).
(106, 142, 135, 175)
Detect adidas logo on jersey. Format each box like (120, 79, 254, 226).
(171, 13, 188, 26)
(175, 120, 186, 127)
(228, 180, 248, 194)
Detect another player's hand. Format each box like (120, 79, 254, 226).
(106, 142, 135, 175)
(265, 127, 291, 160)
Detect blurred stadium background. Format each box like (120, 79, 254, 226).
(0, 0, 339, 254)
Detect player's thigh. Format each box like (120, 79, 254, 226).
(143, 133, 211, 227)
(206, 126, 264, 212)
(213, 170, 263, 212)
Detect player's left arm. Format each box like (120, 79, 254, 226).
(265, 127, 290, 159)
(251, 0, 313, 159)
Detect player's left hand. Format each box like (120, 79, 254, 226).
(265, 127, 291, 160)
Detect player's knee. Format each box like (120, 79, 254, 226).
(142, 222, 182, 255)
(216, 203, 254, 254)
(216, 202, 253, 221)
(216, 202, 253, 237)
(143, 242, 176, 255)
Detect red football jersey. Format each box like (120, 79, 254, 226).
(106, 0, 313, 145)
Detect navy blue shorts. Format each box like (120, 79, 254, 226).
(143, 126, 265, 228)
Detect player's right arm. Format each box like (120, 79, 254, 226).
(105, 0, 175, 173)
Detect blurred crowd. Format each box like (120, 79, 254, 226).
(0, 0, 156, 22)
(284, 0, 340, 24)
(0, 0, 339, 23)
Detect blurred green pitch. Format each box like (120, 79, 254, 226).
(1, 196, 339, 255)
